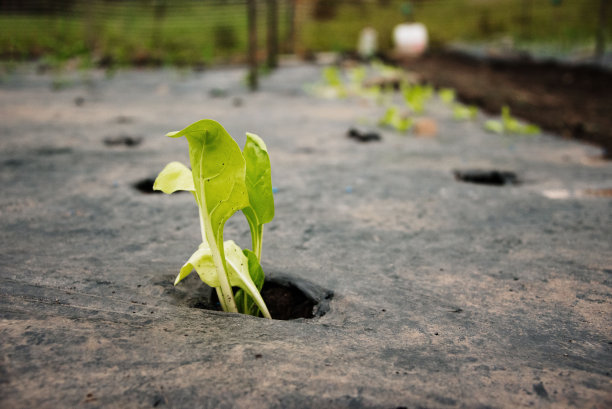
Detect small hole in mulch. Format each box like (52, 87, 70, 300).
(133, 178, 161, 194)
(453, 169, 519, 186)
(261, 281, 316, 320)
(104, 134, 143, 147)
(202, 275, 333, 321)
(347, 127, 381, 143)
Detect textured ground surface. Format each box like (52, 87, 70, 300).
(0, 64, 611, 409)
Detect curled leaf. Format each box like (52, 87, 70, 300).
(175, 242, 217, 287)
(153, 161, 195, 194)
(174, 241, 271, 319)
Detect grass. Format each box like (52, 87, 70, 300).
(0, 0, 608, 67)
(300, 0, 610, 53)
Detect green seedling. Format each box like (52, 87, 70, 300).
(323, 66, 342, 87)
(452, 104, 478, 121)
(438, 88, 456, 104)
(484, 119, 505, 134)
(401, 83, 433, 114)
(321, 66, 347, 98)
(348, 66, 366, 88)
(379, 106, 414, 132)
(153, 120, 274, 318)
(484, 106, 541, 135)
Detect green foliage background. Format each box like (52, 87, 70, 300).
(0, 0, 609, 67)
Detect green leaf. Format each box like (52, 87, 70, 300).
(235, 249, 266, 316)
(243, 133, 274, 225)
(223, 241, 271, 319)
(439, 88, 456, 104)
(323, 66, 342, 87)
(394, 116, 413, 132)
(153, 161, 195, 194)
(379, 106, 397, 127)
(174, 241, 271, 319)
(175, 242, 218, 287)
(169, 119, 249, 313)
(452, 104, 478, 121)
(522, 124, 541, 135)
(242, 132, 275, 260)
(485, 120, 504, 134)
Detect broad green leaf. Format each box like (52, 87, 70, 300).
(153, 161, 195, 194)
(243, 133, 274, 225)
(242, 132, 274, 259)
(170, 119, 249, 243)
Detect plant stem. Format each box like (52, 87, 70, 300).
(199, 206, 237, 313)
(246, 214, 263, 262)
(208, 229, 238, 313)
(256, 225, 264, 261)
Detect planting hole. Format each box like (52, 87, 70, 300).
(162, 273, 333, 320)
(453, 169, 519, 186)
(133, 178, 161, 194)
(261, 281, 317, 320)
(104, 134, 143, 147)
(347, 127, 381, 143)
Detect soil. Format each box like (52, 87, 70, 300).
(260, 281, 317, 320)
(398, 50, 612, 158)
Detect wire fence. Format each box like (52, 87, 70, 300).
(0, 0, 609, 66)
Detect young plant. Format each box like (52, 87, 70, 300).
(484, 105, 541, 135)
(378, 106, 414, 132)
(153, 120, 274, 318)
(452, 104, 478, 121)
(438, 88, 456, 104)
(401, 83, 433, 114)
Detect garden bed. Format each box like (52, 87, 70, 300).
(399, 49, 612, 158)
(0, 64, 610, 408)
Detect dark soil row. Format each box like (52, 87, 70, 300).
(399, 50, 612, 158)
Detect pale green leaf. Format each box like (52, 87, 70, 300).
(223, 241, 271, 319)
(153, 161, 195, 194)
(235, 249, 266, 316)
(242, 132, 274, 259)
(173, 240, 271, 318)
(485, 120, 504, 134)
(171, 119, 249, 244)
(174, 242, 218, 287)
(243, 132, 274, 225)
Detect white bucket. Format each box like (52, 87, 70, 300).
(393, 23, 428, 56)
